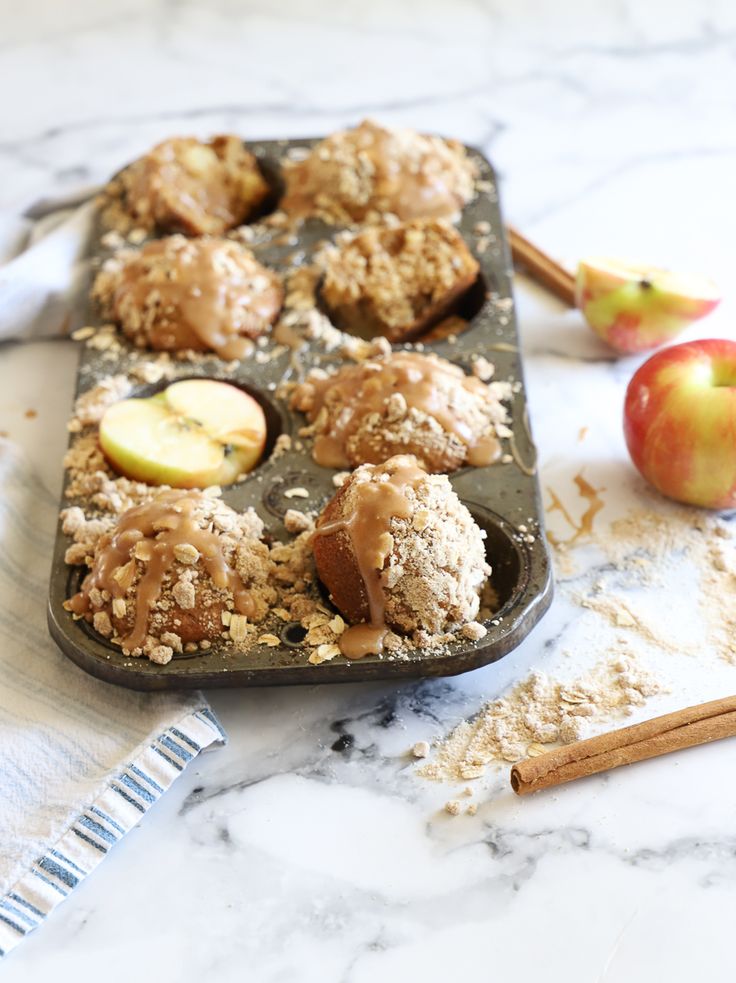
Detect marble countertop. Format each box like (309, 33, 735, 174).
(3, 1, 736, 980)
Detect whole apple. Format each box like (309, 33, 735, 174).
(623, 339, 736, 508)
(577, 257, 720, 355)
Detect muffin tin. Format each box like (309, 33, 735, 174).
(47, 135, 553, 690)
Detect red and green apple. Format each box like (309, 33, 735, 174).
(624, 339, 736, 508)
(577, 258, 720, 355)
(100, 378, 267, 488)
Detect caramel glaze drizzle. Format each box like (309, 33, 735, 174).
(67, 490, 256, 653)
(117, 238, 282, 360)
(305, 353, 501, 470)
(284, 120, 467, 221)
(313, 457, 426, 659)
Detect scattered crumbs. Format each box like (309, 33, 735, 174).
(283, 509, 314, 534)
(460, 621, 487, 641)
(471, 355, 495, 381)
(444, 799, 462, 816)
(578, 425, 589, 442)
(466, 803, 478, 816)
(128, 357, 173, 385)
(419, 655, 665, 782)
(559, 505, 736, 663)
(411, 740, 430, 759)
(283, 487, 309, 499)
(69, 374, 132, 429)
(24, 409, 37, 419)
(71, 326, 96, 341)
(272, 433, 292, 459)
(308, 643, 341, 665)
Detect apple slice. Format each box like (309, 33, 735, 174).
(576, 257, 720, 355)
(99, 379, 268, 488)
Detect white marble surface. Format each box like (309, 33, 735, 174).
(3, 1, 736, 979)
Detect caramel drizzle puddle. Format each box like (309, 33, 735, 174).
(308, 353, 501, 469)
(68, 490, 255, 652)
(313, 459, 425, 659)
(546, 473, 605, 548)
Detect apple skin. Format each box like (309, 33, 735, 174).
(577, 259, 720, 355)
(99, 379, 268, 488)
(623, 339, 736, 508)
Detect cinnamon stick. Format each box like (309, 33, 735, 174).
(507, 225, 577, 308)
(510, 695, 736, 796)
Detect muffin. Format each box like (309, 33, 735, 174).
(65, 490, 275, 660)
(92, 235, 283, 358)
(312, 455, 490, 658)
(101, 135, 270, 236)
(281, 119, 476, 225)
(319, 219, 480, 341)
(291, 351, 508, 472)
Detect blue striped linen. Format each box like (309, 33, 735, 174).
(0, 442, 226, 958)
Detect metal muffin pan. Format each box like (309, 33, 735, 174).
(47, 135, 553, 690)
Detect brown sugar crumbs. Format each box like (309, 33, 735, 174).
(91, 235, 282, 359)
(99, 134, 270, 237)
(318, 219, 479, 342)
(419, 656, 664, 783)
(280, 119, 477, 225)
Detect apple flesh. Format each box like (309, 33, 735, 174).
(99, 379, 268, 488)
(624, 339, 736, 508)
(576, 257, 720, 355)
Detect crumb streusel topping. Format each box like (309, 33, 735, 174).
(281, 119, 477, 225)
(319, 219, 480, 342)
(100, 135, 270, 236)
(313, 455, 491, 657)
(291, 351, 510, 473)
(65, 489, 275, 659)
(92, 235, 283, 358)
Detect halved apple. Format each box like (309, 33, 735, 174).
(576, 257, 720, 355)
(99, 379, 268, 488)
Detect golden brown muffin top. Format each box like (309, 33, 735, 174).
(320, 219, 480, 340)
(66, 490, 273, 658)
(92, 235, 283, 358)
(101, 135, 270, 236)
(313, 455, 490, 658)
(291, 351, 508, 472)
(281, 120, 476, 225)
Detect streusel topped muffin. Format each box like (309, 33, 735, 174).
(101, 135, 270, 236)
(66, 490, 275, 660)
(281, 120, 476, 225)
(291, 351, 508, 472)
(92, 235, 283, 358)
(319, 219, 480, 341)
(312, 455, 490, 658)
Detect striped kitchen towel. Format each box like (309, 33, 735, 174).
(0, 440, 225, 959)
